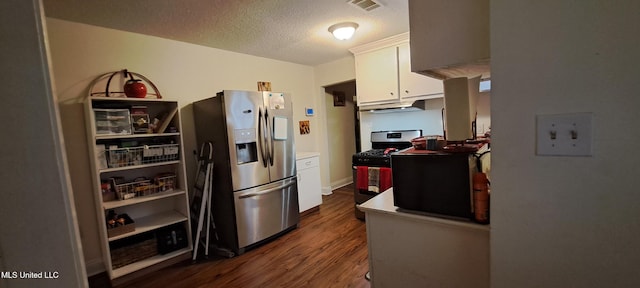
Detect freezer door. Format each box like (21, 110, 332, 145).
(262, 92, 297, 181)
(220, 90, 271, 191)
(233, 177, 300, 248)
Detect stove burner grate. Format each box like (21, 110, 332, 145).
(352, 149, 393, 167)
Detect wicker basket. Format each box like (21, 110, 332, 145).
(110, 238, 158, 269)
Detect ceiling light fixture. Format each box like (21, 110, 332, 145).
(328, 22, 359, 40)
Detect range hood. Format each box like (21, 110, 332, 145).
(359, 100, 426, 113)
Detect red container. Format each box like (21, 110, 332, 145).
(411, 137, 427, 150)
(124, 80, 147, 98)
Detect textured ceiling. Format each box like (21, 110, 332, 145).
(43, 0, 410, 66)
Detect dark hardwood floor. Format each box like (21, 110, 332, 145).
(95, 184, 369, 288)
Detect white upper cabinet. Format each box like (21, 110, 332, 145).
(354, 45, 400, 104)
(408, 0, 490, 80)
(350, 33, 444, 107)
(397, 42, 444, 99)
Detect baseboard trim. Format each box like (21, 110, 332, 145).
(111, 252, 191, 287)
(85, 258, 105, 277)
(321, 186, 333, 195)
(300, 206, 320, 218)
(331, 177, 353, 190)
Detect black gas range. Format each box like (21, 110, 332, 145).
(353, 130, 422, 166)
(352, 130, 422, 220)
(352, 149, 394, 167)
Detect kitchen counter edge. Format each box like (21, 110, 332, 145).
(296, 152, 320, 160)
(357, 189, 490, 232)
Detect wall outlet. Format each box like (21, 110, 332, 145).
(536, 113, 593, 156)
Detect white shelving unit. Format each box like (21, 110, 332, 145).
(84, 96, 192, 279)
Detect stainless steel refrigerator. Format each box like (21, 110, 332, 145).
(193, 90, 299, 255)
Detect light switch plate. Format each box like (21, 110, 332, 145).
(536, 112, 593, 156)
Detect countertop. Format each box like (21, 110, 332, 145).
(296, 151, 320, 160)
(357, 188, 490, 232)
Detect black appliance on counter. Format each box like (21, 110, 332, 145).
(390, 145, 488, 221)
(352, 130, 422, 220)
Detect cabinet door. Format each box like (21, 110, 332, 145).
(296, 157, 322, 212)
(355, 46, 400, 105)
(398, 42, 444, 99)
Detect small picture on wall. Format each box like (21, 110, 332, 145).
(299, 120, 310, 135)
(258, 81, 272, 91)
(333, 91, 346, 107)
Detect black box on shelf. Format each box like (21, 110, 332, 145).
(156, 224, 188, 254)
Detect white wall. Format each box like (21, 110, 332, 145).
(476, 92, 491, 135)
(359, 108, 443, 151)
(324, 81, 357, 189)
(0, 1, 87, 287)
(492, 1, 640, 287)
(45, 18, 318, 274)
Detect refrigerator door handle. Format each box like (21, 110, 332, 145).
(237, 180, 296, 199)
(265, 110, 274, 166)
(258, 108, 268, 167)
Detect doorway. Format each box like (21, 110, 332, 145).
(324, 80, 358, 190)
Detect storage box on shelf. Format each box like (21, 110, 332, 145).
(84, 96, 192, 279)
(106, 212, 135, 238)
(94, 109, 132, 135)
